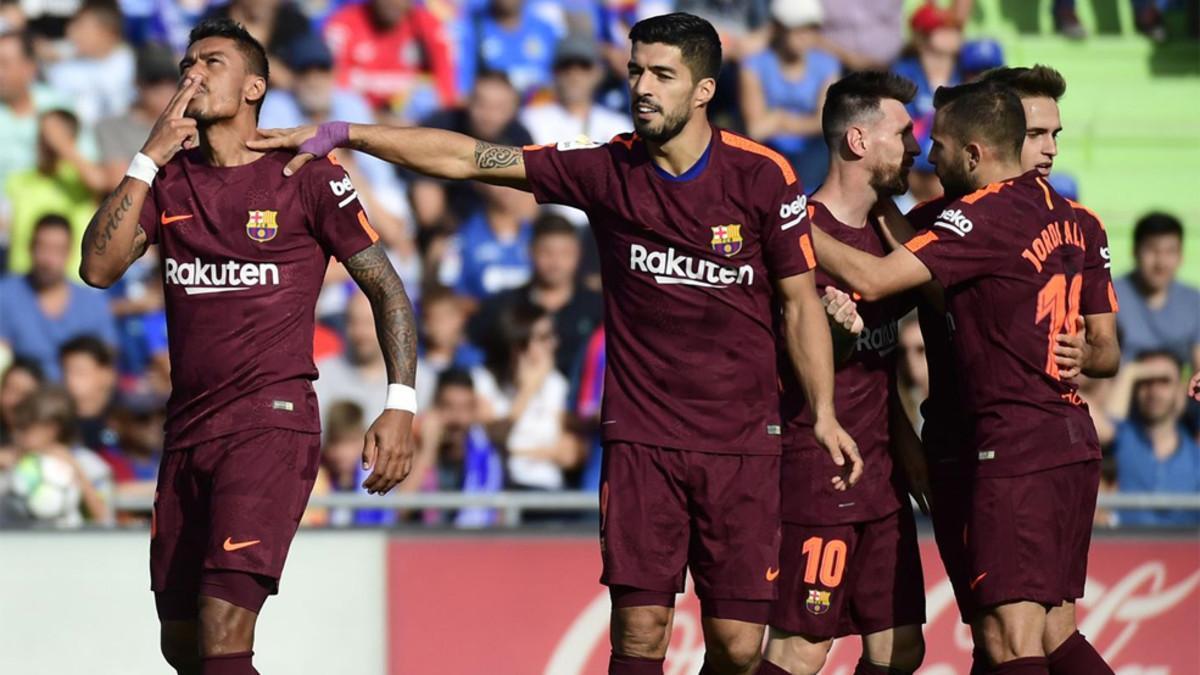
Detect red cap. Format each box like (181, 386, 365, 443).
(910, 3, 957, 34)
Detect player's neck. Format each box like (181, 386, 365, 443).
(646, 119, 712, 177)
(973, 161, 1024, 190)
(812, 164, 876, 229)
(199, 118, 266, 167)
(1146, 420, 1180, 459)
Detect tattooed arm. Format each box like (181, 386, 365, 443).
(249, 124, 531, 190)
(343, 243, 419, 495)
(80, 177, 151, 288)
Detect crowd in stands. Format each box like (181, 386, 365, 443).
(0, 0, 1196, 529)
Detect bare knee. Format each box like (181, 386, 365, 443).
(612, 605, 673, 659)
(1043, 602, 1077, 653)
(703, 619, 766, 674)
(977, 602, 1046, 664)
(160, 621, 200, 675)
(863, 625, 925, 672)
(765, 630, 832, 675)
(198, 595, 258, 657)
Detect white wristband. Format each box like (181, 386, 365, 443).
(385, 383, 418, 413)
(126, 152, 160, 186)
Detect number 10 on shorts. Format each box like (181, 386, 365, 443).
(802, 536, 847, 588)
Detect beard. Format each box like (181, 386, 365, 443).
(936, 158, 975, 199)
(632, 99, 691, 144)
(868, 161, 910, 197)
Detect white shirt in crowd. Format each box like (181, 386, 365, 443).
(471, 366, 569, 491)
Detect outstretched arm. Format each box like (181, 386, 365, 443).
(343, 243, 419, 495)
(811, 226, 933, 301)
(248, 123, 530, 190)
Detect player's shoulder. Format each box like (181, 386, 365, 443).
(715, 128, 799, 187)
(1066, 198, 1105, 231)
(905, 195, 955, 229)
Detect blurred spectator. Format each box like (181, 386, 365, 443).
(324, 0, 458, 114)
(475, 303, 580, 491)
(896, 313, 929, 432)
(313, 292, 387, 429)
(470, 214, 602, 375)
(438, 181, 536, 302)
(592, 0, 675, 109)
(44, 0, 135, 127)
(813, 0, 904, 71)
(892, 2, 962, 136)
(570, 324, 605, 491)
(411, 70, 533, 230)
(99, 391, 163, 495)
(675, 0, 770, 62)
(96, 43, 179, 191)
(1053, 0, 1168, 42)
(415, 287, 484, 411)
(0, 358, 44, 450)
(739, 0, 838, 191)
(1097, 351, 1200, 527)
(0, 30, 80, 194)
(6, 385, 114, 525)
(1047, 171, 1079, 203)
(473, 0, 560, 97)
(0, 215, 117, 380)
(6, 110, 105, 278)
(205, 0, 316, 91)
(958, 38, 1004, 82)
(1114, 213, 1200, 372)
(412, 368, 503, 527)
(59, 336, 118, 452)
(120, 0, 208, 54)
(308, 399, 397, 527)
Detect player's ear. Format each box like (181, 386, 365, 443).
(694, 76, 716, 109)
(244, 75, 267, 108)
(845, 126, 868, 159)
(965, 142, 983, 171)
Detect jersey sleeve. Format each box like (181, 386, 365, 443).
(1073, 203, 1119, 315)
(301, 155, 380, 261)
(138, 180, 161, 245)
(902, 199, 1005, 289)
(522, 140, 614, 212)
(759, 166, 817, 279)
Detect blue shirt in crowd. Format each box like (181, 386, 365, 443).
(892, 56, 961, 137)
(0, 275, 117, 381)
(474, 11, 559, 97)
(1114, 275, 1200, 366)
(1113, 420, 1200, 527)
(440, 213, 532, 301)
(742, 47, 840, 156)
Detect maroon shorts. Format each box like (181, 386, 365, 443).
(151, 427, 321, 617)
(966, 459, 1099, 610)
(770, 505, 925, 639)
(928, 458, 975, 623)
(599, 442, 780, 618)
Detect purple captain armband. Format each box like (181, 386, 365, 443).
(298, 121, 351, 158)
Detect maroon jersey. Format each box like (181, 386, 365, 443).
(904, 171, 1100, 476)
(1068, 199, 1120, 316)
(139, 150, 378, 449)
(779, 201, 910, 524)
(523, 128, 816, 454)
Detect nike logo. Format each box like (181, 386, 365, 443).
(161, 211, 193, 225)
(970, 572, 988, 590)
(223, 537, 261, 552)
(766, 567, 780, 581)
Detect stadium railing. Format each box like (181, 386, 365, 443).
(109, 491, 1200, 526)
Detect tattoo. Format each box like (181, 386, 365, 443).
(89, 192, 134, 255)
(473, 141, 524, 170)
(343, 243, 417, 387)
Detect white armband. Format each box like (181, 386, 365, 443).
(125, 152, 160, 186)
(385, 383, 418, 413)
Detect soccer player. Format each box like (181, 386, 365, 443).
(252, 12, 861, 675)
(811, 80, 1112, 675)
(79, 19, 417, 675)
(764, 72, 928, 675)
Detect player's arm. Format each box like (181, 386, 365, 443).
(822, 286, 864, 365)
(343, 243, 420, 495)
(247, 123, 530, 191)
(1055, 314, 1120, 380)
(778, 272, 864, 490)
(81, 77, 200, 288)
(811, 226, 933, 302)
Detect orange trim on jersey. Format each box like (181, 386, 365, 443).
(799, 233, 817, 269)
(1107, 281, 1120, 312)
(357, 209, 380, 243)
(806, 204, 816, 220)
(326, 153, 341, 167)
(521, 143, 552, 152)
(719, 130, 797, 185)
(1035, 177, 1055, 210)
(960, 181, 1009, 205)
(905, 230, 939, 253)
(1068, 198, 1106, 230)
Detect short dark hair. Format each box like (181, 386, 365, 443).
(436, 368, 475, 396)
(187, 18, 269, 112)
(32, 213, 72, 241)
(822, 71, 918, 149)
(1134, 349, 1183, 371)
(532, 213, 577, 244)
(0, 29, 36, 61)
(10, 386, 77, 443)
(76, 0, 124, 37)
(1133, 212, 1184, 251)
(41, 109, 79, 137)
(485, 302, 551, 386)
(2, 357, 45, 389)
(59, 335, 115, 368)
(323, 400, 365, 445)
(980, 64, 1067, 102)
(933, 81, 1026, 161)
(629, 12, 722, 83)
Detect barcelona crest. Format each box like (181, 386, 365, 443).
(805, 589, 831, 615)
(710, 224, 743, 257)
(246, 210, 279, 242)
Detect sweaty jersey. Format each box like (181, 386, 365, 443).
(139, 150, 378, 449)
(904, 170, 1102, 476)
(523, 128, 816, 454)
(780, 201, 910, 524)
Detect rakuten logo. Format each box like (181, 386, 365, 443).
(629, 244, 753, 288)
(855, 319, 899, 356)
(164, 257, 280, 295)
(779, 194, 807, 230)
(935, 208, 974, 237)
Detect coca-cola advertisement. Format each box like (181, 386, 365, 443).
(387, 535, 1200, 674)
